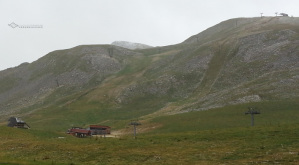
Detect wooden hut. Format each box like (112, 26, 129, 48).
(89, 125, 111, 135)
(7, 117, 30, 129)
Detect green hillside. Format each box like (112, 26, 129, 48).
(151, 99, 299, 133)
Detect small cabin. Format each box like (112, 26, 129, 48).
(7, 117, 30, 129)
(89, 125, 111, 135)
(280, 13, 289, 17)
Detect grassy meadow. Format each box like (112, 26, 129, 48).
(0, 124, 298, 165)
(0, 99, 298, 164)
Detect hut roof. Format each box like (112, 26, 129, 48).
(89, 125, 111, 129)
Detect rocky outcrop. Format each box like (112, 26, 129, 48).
(111, 41, 153, 50)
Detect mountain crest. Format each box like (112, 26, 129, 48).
(111, 41, 153, 50)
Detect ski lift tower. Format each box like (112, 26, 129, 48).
(129, 120, 141, 139)
(245, 107, 260, 126)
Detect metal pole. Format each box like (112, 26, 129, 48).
(56, 79, 59, 87)
(133, 125, 136, 139)
(130, 120, 141, 139)
(245, 107, 260, 127)
(251, 114, 254, 126)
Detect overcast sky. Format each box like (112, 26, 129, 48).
(0, 0, 298, 71)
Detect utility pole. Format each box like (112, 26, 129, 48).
(108, 46, 113, 57)
(245, 107, 261, 126)
(158, 47, 161, 54)
(55, 79, 60, 87)
(129, 120, 141, 139)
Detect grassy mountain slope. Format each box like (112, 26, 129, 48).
(0, 17, 298, 132)
(0, 45, 140, 116)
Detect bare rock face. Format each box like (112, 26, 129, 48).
(111, 41, 153, 50)
(230, 95, 262, 105)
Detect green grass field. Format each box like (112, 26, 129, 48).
(0, 99, 298, 164)
(0, 124, 298, 165)
(151, 99, 299, 133)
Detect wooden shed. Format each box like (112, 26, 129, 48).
(89, 125, 111, 135)
(7, 117, 30, 129)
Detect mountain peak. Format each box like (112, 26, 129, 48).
(111, 41, 153, 50)
(183, 17, 299, 44)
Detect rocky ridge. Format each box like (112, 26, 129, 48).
(111, 41, 153, 50)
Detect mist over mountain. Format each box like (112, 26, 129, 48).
(0, 17, 298, 130)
